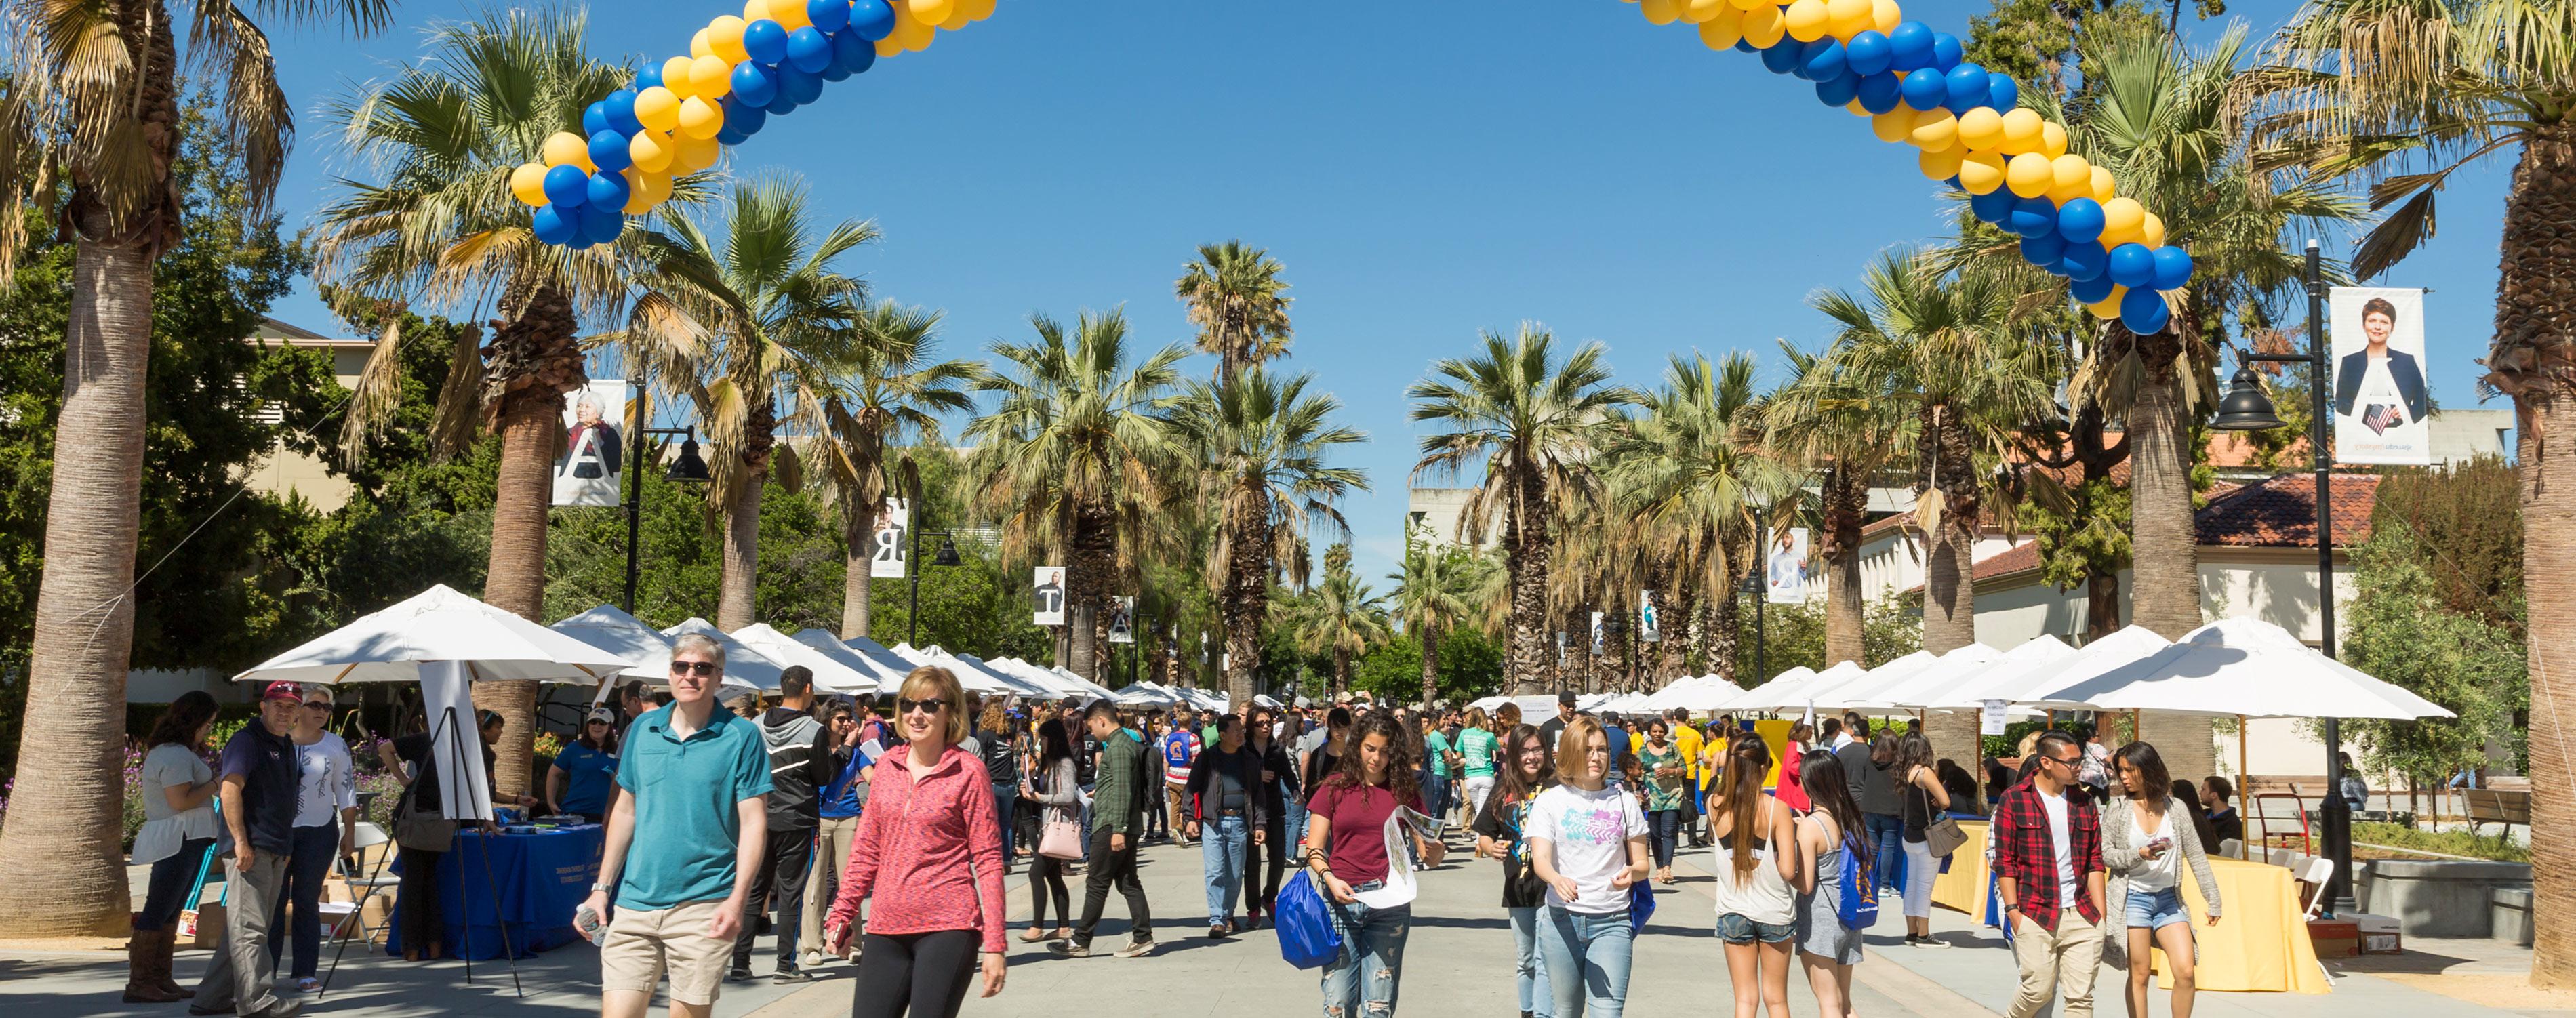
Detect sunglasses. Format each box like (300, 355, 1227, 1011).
(586, 719, 611, 727)
(302, 701, 334, 711)
(669, 660, 719, 676)
(898, 697, 947, 716)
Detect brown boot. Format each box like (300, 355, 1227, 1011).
(150, 928, 195, 998)
(123, 933, 184, 1003)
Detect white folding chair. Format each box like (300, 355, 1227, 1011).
(319, 821, 401, 998)
(2298, 856, 2335, 922)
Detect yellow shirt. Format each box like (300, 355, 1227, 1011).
(1673, 724, 1705, 784)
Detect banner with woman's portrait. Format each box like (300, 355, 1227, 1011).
(2329, 287, 2432, 466)
(553, 380, 628, 506)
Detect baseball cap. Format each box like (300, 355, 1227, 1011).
(586, 706, 618, 725)
(1558, 691, 1578, 706)
(262, 681, 304, 704)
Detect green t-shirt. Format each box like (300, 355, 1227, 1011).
(613, 704, 775, 911)
(1423, 731, 1456, 778)
(1460, 727, 1499, 778)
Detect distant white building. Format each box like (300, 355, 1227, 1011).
(1406, 487, 1504, 551)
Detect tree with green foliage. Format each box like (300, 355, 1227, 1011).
(2341, 523, 2526, 815)
(1352, 626, 1507, 708)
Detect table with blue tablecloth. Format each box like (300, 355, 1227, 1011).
(387, 826, 603, 961)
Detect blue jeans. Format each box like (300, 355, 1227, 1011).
(1283, 785, 1308, 853)
(1422, 773, 1450, 826)
(1647, 811, 1681, 868)
(268, 823, 339, 979)
(1510, 905, 1555, 1017)
(1200, 815, 1249, 924)
(1539, 905, 1636, 1017)
(1864, 812, 1903, 895)
(992, 783, 1019, 863)
(1321, 892, 1409, 1017)
(136, 837, 216, 931)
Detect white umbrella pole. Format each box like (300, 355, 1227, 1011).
(2236, 713, 2251, 859)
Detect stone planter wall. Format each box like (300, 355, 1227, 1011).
(2355, 859, 2533, 939)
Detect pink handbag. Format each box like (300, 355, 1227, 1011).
(1039, 818, 1085, 860)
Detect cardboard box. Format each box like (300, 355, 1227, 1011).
(178, 901, 226, 952)
(2308, 918, 2358, 959)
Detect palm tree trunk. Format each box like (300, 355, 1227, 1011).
(1224, 488, 1270, 712)
(1822, 466, 1868, 667)
(1711, 589, 1742, 683)
(1067, 502, 1114, 679)
(2127, 346, 2214, 781)
(719, 474, 762, 630)
(1333, 646, 1351, 703)
(841, 503, 877, 639)
(1663, 586, 1691, 684)
(1508, 470, 1553, 694)
(0, 236, 153, 937)
(1420, 624, 1441, 707)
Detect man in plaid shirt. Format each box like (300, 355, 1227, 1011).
(1994, 730, 2108, 1018)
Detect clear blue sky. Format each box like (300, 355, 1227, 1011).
(259, 0, 2516, 590)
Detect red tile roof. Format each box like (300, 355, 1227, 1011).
(1937, 472, 2377, 589)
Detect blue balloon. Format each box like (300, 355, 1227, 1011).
(582, 102, 610, 139)
(781, 62, 825, 104)
(1986, 73, 2020, 112)
(542, 165, 590, 209)
(808, 0, 851, 33)
(1944, 63, 1991, 112)
(847, 0, 896, 41)
(2059, 242, 2109, 283)
(1761, 37, 1805, 75)
(724, 98, 767, 136)
(2021, 230, 2068, 272)
(1735, 38, 1756, 54)
(2056, 197, 2106, 243)
(588, 130, 633, 173)
(786, 26, 834, 74)
(1855, 72, 1904, 114)
(634, 64, 662, 91)
(2121, 288, 2171, 334)
(1799, 39, 1847, 81)
(1815, 71, 1861, 107)
(2009, 196, 2059, 238)
(1844, 30, 1891, 77)
(1900, 67, 1948, 110)
(2070, 274, 2117, 304)
(603, 89, 642, 136)
(744, 19, 790, 65)
(1945, 174, 1963, 191)
(531, 204, 578, 245)
(717, 124, 750, 146)
(828, 28, 876, 79)
(1931, 32, 1964, 70)
(581, 205, 625, 245)
(586, 169, 631, 211)
(566, 233, 597, 252)
(2152, 247, 2195, 291)
(732, 61, 779, 106)
(1886, 22, 1934, 71)
(1970, 187, 2017, 224)
(765, 85, 801, 115)
(2106, 243, 2158, 289)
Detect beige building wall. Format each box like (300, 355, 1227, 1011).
(241, 321, 372, 512)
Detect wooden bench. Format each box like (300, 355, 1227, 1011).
(2462, 788, 2531, 838)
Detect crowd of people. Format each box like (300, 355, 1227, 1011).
(132, 654, 2263, 1018)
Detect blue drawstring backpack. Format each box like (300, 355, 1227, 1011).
(1275, 869, 1343, 970)
(1836, 836, 1880, 929)
(1627, 880, 1657, 935)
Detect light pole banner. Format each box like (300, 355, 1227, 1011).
(1032, 566, 1066, 626)
(2329, 286, 2432, 466)
(1555, 630, 1567, 667)
(1108, 596, 1135, 644)
(1638, 590, 1661, 643)
(869, 498, 910, 579)
(552, 380, 628, 507)
(1589, 612, 1605, 657)
(1765, 527, 1810, 605)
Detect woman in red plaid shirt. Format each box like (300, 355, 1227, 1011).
(1992, 731, 2107, 1018)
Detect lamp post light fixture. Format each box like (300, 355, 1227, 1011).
(2207, 239, 2354, 916)
(620, 358, 716, 614)
(902, 474, 963, 647)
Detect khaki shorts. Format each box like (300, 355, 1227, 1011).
(600, 899, 731, 1006)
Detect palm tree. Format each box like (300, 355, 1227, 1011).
(626, 174, 875, 629)
(801, 300, 978, 639)
(963, 309, 1188, 679)
(1765, 340, 1914, 671)
(1410, 325, 1639, 695)
(0, 0, 392, 941)
(2254, 0, 2576, 983)
(1298, 546, 1394, 702)
(307, 8, 645, 800)
(1389, 535, 1505, 706)
(1174, 241, 1293, 386)
(1171, 369, 1370, 710)
(1609, 352, 1793, 681)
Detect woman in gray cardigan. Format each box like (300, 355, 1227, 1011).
(2104, 741, 2222, 1018)
(1019, 718, 1084, 942)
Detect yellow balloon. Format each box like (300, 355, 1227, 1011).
(2040, 121, 2068, 159)
(1698, 8, 1743, 49)
(1997, 108, 2045, 155)
(509, 163, 550, 207)
(622, 170, 670, 214)
(678, 96, 725, 140)
(1918, 145, 1964, 180)
(1870, 0, 1901, 33)
(909, 0, 957, 25)
(1870, 108, 1916, 143)
(1737, 3, 1784, 47)
(633, 87, 681, 134)
(675, 132, 722, 174)
(689, 54, 733, 98)
(662, 56, 701, 100)
(542, 131, 590, 169)
(1958, 151, 2007, 195)
(2049, 154, 2091, 195)
(2086, 284, 2127, 319)
(2005, 152, 2053, 197)
(2098, 197, 2146, 245)
(708, 16, 750, 63)
(874, 36, 901, 57)
(1825, 0, 1871, 39)
(893, 3, 935, 49)
(2089, 166, 2117, 204)
(967, 0, 997, 20)
(690, 28, 713, 60)
(1910, 108, 1958, 151)
(629, 130, 676, 174)
(1641, 0, 1681, 24)
(766, 0, 813, 31)
(1683, 0, 1729, 24)
(1783, 0, 1830, 41)
(938, 0, 972, 29)
(1846, 98, 1871, 116)
(1955, 107, 2005, 151)
(2140, 211, 2167, 249)
(1728, 0, 1765, 11)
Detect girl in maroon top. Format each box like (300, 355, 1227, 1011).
(1304, 710, 1443, 1016)
(825, 667, 1007, 1017)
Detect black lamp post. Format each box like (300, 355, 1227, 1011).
(901, 474, 963, 647)
(2208, 238, 2353, 915)
(622, 367, 713, 613)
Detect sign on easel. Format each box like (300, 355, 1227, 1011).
(420, 660, 496, 820)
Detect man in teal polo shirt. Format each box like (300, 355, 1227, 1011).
(581, 634, 773, 1018)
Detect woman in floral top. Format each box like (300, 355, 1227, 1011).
(1471, 724, 1556, 1018)
(1637, 719, 1687, 885)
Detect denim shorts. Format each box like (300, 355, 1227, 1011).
(2125, 887, 2188, 930)
(1716, 912, 1796, 945)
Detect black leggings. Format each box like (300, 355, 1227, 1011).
(849, 929, 977, 1018)
(1244, 821, 1285, 914)
(1027, 855, 1070, 929)
(396, 846, 445, 954)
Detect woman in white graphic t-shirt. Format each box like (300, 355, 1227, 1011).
(1528, 716, 1651, 1017)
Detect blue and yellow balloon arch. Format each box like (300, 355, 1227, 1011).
(510, 0, 2194, 335)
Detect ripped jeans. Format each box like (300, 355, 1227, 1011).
(1321, 888, 1410, 1017)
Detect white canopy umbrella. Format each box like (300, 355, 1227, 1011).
(1846, 643, 2002, 710)
(730, 624, 872, 695)
(1657, 676, 1757, 713)
(1872, 636, 2071, 710)
(790, 629, 917, 694)
(660, 618, 781, 696)
(550, 605, 677, 680)
(954, 653, 1058, 698)
(239, 585, 635, 687)
(1711, 666, 1813, 712)
(2036, 617, 2455, 720)
(1730, 661, 1863, 711)
(1944, 625, 2170, 708)
(1112, 683, 1183, 707)
(889, 645, 1027, 696)
(1824, 650, 1957, 709)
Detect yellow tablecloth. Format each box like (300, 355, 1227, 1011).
(1929, 819, 1991, 914)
